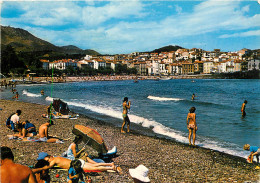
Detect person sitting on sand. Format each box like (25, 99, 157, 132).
(121, 97, 131, 133)
(186, 107, 198, 146)
(67, 159, 84, 183)
(0, 146, 37, 183)
(10, 109, 22, 131)
(243, 144, 259, 163)
(8, 120, 37, 139)
(5, 112, 15, 129)
(38, 120, 63, 143)
(33, 152, 122, 174)
(34, 160, 51, 183)
(22, 120, 37, 138)
(63, 135, 85, 160)
(129, 165, 150, 183)
(241, 100, 247, 117)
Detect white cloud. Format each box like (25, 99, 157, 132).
(219, 30, 260, 38)
(82, 1, 146, 26)
(1, 0, 260, 54)
(174, 5, 182, 14)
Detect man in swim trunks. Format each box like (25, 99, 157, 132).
(38, 120, 62, 143)
(186, 107, 198, 146)
(121, 97, 131, 133)
(33, 152, 121, 174)
(0, 146, 37, 183)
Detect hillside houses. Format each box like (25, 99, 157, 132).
(40, 48, 259, 76)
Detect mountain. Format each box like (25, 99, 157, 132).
(1, 25, 100, 55)
(150, 45, 184, 53)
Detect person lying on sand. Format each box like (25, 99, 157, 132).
(32, 152, 122, 174)
(38, 120, 63, 143)
(0, 146, 37, 183)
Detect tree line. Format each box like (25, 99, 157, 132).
(1, 45, 137, 77)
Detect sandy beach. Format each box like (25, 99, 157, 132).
(0, 99, 259, 182)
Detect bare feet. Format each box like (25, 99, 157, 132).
(121, 131, 126, 133)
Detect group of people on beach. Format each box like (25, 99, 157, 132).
(2, 100, 151, 183)
(6, 110, 63, 143)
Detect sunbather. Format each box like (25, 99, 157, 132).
(33, 152, 122, 174)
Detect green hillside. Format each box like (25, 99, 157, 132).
(1, 25, 100, 55)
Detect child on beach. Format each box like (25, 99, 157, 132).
(243, 144, 259, 163)
(67, 160, 84, 183)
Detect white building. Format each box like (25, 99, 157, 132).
(203, 61, 214, 74)
(248, 58, 260, 70)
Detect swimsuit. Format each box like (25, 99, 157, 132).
(65, 143, 79, 160)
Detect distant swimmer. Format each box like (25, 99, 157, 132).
(186, 107, 197, 146)
(121, 97, 131, 133)
(241, 100, 247, 117)
(191, 93, 196, 100)
(41, 89, 44, 95)
(12, 92, 19, 100)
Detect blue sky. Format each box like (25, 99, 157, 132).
(1, 0, 260, 54)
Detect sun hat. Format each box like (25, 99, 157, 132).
(37, 152, 49, 160)
(129, 165, 150, 182)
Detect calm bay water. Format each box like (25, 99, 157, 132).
(1, 79, 259, 158)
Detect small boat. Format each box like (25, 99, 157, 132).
(191, 80, 196, 83)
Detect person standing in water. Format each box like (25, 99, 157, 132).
(41, 89, 44, 95)
(186, 107, 198, 146)
(121, 97, 131, 133)
(191, 93, 196, 100)
(241, 100, 247, 117)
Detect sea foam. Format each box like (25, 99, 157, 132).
(148, 95, 183, 101)
(44, 97, 248, 159)
(22, 90, 42, 97)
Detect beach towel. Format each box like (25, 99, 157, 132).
(42, 114, 78, 119)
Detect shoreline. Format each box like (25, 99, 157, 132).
(0, 99, 259, 182)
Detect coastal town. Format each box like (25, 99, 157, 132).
(40, 48, 260, 77)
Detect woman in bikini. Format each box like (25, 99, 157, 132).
(121, 97, 131, 133)
(186, 107, 197, 146)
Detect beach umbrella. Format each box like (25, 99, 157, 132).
(72, 125, 108, 154)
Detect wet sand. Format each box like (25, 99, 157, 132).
(0, 99, 259, 182)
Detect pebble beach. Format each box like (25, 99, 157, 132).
(0, 99, 259, 182)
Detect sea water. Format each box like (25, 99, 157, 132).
(1, 79, 259, 158)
